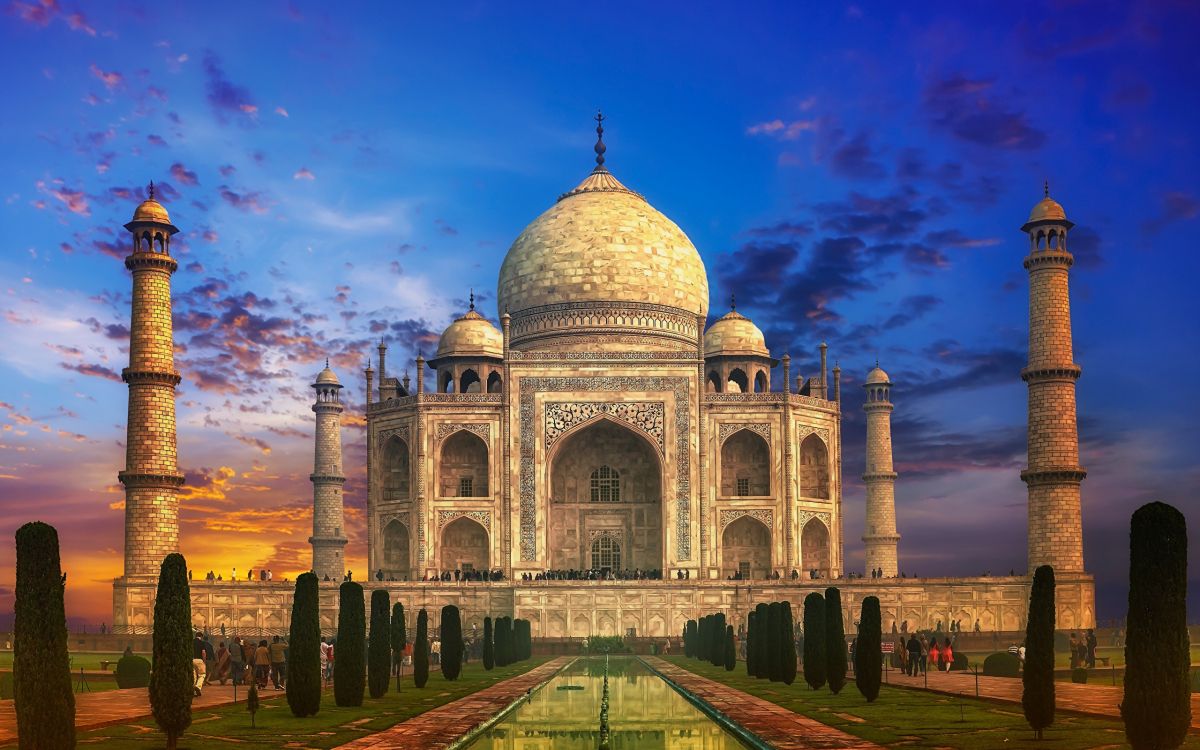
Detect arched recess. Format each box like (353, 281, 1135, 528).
(720, 429, 770, 497)
(439, 370, 454, 393)
(754, 371, 768, 393)
(486, 371, 502, 393)
(383, 435, 410, 501)
(799, 433, 830, 499)
(801, 517, 830, 575)
(706, 371, 722, 393)
(439, 516, 489, 572)
(548, 418, 663, 571)
(438, 430, 488, 497)
(721, 515, 771, 579)
(460, 369, 481, 393)
(383, 519, 410, 576)
(727, 368, 749, 393)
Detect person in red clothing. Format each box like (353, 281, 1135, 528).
(942, 638, 954, 671)
(927, 639, 941, 673)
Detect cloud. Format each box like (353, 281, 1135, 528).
(1141, 191, 1199, 234)
(882, 294, 942, 330)
(147, 134, 168, 147)
(275, 106, 289, 118)
(37, 180, 89, 216)
(88, 63, 121, 90)
(169, 162, 199, 187)
(923, 76, 1045, 150)
(292, 167, 315, 181)
(746, 119, 817, 140)
(218, 185, 270, 213)
(827, 131, 886, 179)
(202, 51, 257, 124)
(12, 0, 96, 35)
(59, 362, 121, 382)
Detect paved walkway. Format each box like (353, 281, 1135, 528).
(0, 682, 283, 745)
(645, 657, 882, 750)
(335, 657, 570, 749)
(883, 667, 1200, 728)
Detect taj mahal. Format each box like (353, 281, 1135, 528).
(111, 118, 1095, 637)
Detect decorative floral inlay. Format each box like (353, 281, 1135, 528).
(437, 509, 491, 532)
(717, 422, 771, 446)
(797, 510, 832, 528)
(544, 402, 665, 454)
(719, 508, 773, 531)
(587, 528, 625, 542)
(435, 422, 491, 442)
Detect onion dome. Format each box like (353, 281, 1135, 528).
(704, 309, 769, 358)
(496, 113, 709, 351)
(1022, 182, 1073, 231)
(433, 302, 503, 361)
(865, 364, 891, 385)
(315, 360, 341, 386)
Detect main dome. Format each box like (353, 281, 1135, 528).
(497, 166, 710, 351)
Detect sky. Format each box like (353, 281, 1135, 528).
(0, 1, 1197, 628)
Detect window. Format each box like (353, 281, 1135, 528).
(736, 477, 750, 497)
(590, 465, 620, 502)
(591, 536, 621, 569)
(738, 561, 751, 579)
(458, 477, 473, 497)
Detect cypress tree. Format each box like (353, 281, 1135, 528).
(414, 608, 429, 688)
(368, 589, 391, 698)
(1022, 565, 1055, 740)
(516, 618, 532, 661)
(483, 617, 495, 670)
(711, 613, 727, 666)
(333, 582, 366, 707)
(286, 572, 321, 717)
(390, 601, 406, 689)
(508, 617, 518, 663)
(148, 552, 192, 750)
(753, 603, 769, 678)
(802, 592, 827, 690)
(13, 521, 75, 750)
(494, 617, 510, 667)
(1123, 502, 1190, 750)
(781, 601, 798, 686)
(745, 611, 756, 677)
(441, 605, 463, 680)
(682, 623, 690, 657)
(766, 602, 782, 682)
(824, 587, 847, 694)
(856, 596, 882, 702)
(724, 625, 736, 671)
(696, 616, 706, 660)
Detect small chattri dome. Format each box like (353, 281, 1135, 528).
(132, 197, 171, 224)
(704, 310, 769, 358)
(1027, 195, 1066, 224)
(865, 365, 891, 386)
(434, 309, 503, 360)
(315, 362, 341, 386)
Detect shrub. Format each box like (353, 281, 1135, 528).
(515, 618, 532, 661)
(802, 593, 826, 690)
(482, 617, 494, 670)
(583, 634, 627, 653)
(951, 652, 970, 672)
(149, 552, 192, 750)
(710, 613, 726, 667)
(1123, 502, 1190, 750)
(287, 573, 321, 717)
(14, 521, 76, 750)
(368, 589, 391, 698)
(983, 652, 1022, 677)
(413, 609, 429, 688)
(781, 601, 797, 686)
(724, 625, 736, 671)
(767, 603, 783, 682)
(115, 654, 152, 688)
(1023, 565, 1055, 739)
(856, 597, 882, 702)
(390, 601, 406, 683)
(494, 616, 511, 666)
(246, 683, 259, 727)
(753, 603, 769, 679)
(441, 605, 463, 680)
(825, 587, 847, 694)
(333, 582, 365, 707)
(1071, 668, 1088, 684)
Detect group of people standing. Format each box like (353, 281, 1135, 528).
(1069, 629, 1098, 669)
(191, 633, 288, 696)
(898, 634, 956, 675)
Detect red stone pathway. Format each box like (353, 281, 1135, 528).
(645, 657, 882, 749)
(883, 667, 1200, 728)
(0, 682, 284, 745)
(334, 657, 570, 749)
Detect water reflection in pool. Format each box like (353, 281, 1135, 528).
(464, 657, 745, 749)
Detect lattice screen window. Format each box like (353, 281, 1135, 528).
(458, 476, 473, 497)
(736, 477, 750, 496)
(591, 536, 622, 569)
(590, 465, 620, 502)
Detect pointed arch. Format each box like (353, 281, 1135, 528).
(486, 371, 502, 393)
(439, 516, 489, 572)
(706, 370, 722, 393)
(438, 430, 488, 497)
(754, 370, 768, 393)
(460, 368, 481, 393)
(721, 515, 771, 579)
(383, 519, 410, 576)
(438, 369, 454, 393)
(801, 517, 830, 576)
(382, 434, 411, 501)
(720, 428, 770, 497)
(799, 433, 830, 499)
(727, 368, 749, 393)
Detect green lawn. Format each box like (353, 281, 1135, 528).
(662, 656, 1200, 750)
(70, 658, 550, 749)
(956, 644, 1200, 670)
(0, 651, 139, 672)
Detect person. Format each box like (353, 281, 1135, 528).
(1086, 629, 1097, 669)
(203, 633, 217, 686)
(326, 639, 336, 682)
(928, 639, 941, 675)
(431, 638, 441, 666)
(1068, 633, 1080, 669)
(905, 634, 920, 677)
(269, 635, 288, 689)
(230, 637, 245, 686)
(849, 638, 857, 673)
(942, 638, 954, 671)
(255, 640, 271, 688)
(192, 632, 208, 696)
(232, 566, 236, 581)
(320, 637, 330, 682)
(215, 641, 231, 685)
(1018, 643, 1026, 669)
(919, 634, 929, 675)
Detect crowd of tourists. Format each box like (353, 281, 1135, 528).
(190, 633, 290, 696)
(526, 568, 663, 581)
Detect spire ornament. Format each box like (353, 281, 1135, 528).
(730, 293, 736, 312)
(469, 288, 475, 311)
(594, 110, 606, 169)
(1044, 180, 1049, 198)
(147, 180, 155, 200)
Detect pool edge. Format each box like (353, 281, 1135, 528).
(637, 656, 774, 750)
(445, 657, 578, 750)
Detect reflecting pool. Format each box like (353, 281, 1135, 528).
(463, 657, 746, 749)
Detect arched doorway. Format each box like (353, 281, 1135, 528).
(548, 418, 663, 571)
(438, 430, 488, 497)
(720, 429, 770, 497)
(383, 519, 410, 578)
(590, 534, 621, 571)
(721, 516, 771, 579)
(383, 435, 410, 501)
(799, 434, 829, 499)
(440, 516, 489, 573)
(801, 517, 830, 577)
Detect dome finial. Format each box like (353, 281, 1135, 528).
(1044, 180, 1049, 198)
(469, 288, 475, 311)
(325, 357, 329, 368)
(594, 110, 606, 169)
(730, 292, 736, 311)
(147, 180, 155, 200)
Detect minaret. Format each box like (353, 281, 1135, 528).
(862, 363, 900, 576)
(1021, 185, 1085, 574)
(310, 361, 348, 580)
(119, 182, 184, 580)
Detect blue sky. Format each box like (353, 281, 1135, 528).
(0, 0, 1197, 624)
